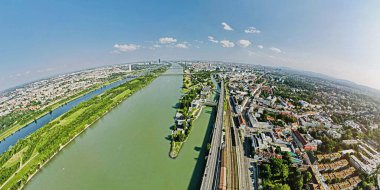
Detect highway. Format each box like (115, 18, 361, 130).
(200, 80, 225, 190)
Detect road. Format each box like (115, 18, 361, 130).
(200, 80, 225, 190)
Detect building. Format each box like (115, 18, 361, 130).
(292, 129, 307, 148)
(191, 99, 201, 109)
(342, 140, 359, 145)
(238, 115, 246, 128)
(349, 155, 374, 175)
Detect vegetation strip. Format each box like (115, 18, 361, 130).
(169, 67, 215, 158)
(0, 66, 168, 190)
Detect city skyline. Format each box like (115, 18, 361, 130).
(1, 0, 379, 91)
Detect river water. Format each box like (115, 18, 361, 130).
(25, 65, 215, 190)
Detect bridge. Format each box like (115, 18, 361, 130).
(200, 80, 224, 190)
(160, 73, 189, 76)
(204, 100, 217, 107)
(160, 72, 202, 76)
(160, 72, 214, 76)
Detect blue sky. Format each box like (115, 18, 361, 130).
(0, 0, 379, 90)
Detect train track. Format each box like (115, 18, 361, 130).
(225, 96, 239, 190)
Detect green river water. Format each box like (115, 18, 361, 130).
(25, 65, 215, 190)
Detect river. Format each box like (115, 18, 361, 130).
(0, 76, 138, 155)
(25, 65, 215, 190)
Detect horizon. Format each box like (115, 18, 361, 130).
(1, 0, 379, 90)
(1, 60, 379, 93)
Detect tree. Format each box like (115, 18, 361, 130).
(273, 184, 291, 190)
(304, 171, 312, 184)
(288, 167, 303, 190)
(207, 143, 211, 151)
(260, 164, 271, 179)
(280, 164, 289, 181)
(298, 127, 307, 134)
(275, 146, 281, 154)
(282, 152, 292, 166)
(271, 158, 283, 177)
(294, 170, 304, 190)
(178, 133, 186, 142)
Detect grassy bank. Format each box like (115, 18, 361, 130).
(169, 141, 183, 158)
(0, 66, 167, 190)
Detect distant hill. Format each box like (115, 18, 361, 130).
(274, 66, 380, 99)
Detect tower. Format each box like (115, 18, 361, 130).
(128, 64, 132, 72)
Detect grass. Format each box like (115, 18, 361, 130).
(1, 156, 40, 190)
(112, 89, 132, 101)
(2, 147, 27, 168)
(170, 141, 183, 158)
(58, 108, 87, 126)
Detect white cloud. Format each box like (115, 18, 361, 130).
(245, 27, 261, 34)
(221, 22, 234, 31)
(208, 36, 219, 43)
(257, 45, 264, 49)
(149, 44, 161, 50)
(220, 40, 235, 48)
(159, 37, 177, 44)
(269, 47, 282, 53)
(113, 44, 140, 52)
(175, 43, 188, 48)
(237, 39, 252, 48)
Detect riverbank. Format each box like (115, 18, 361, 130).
(0, 67, 168, 189)
(169, 69, 215, 158)
(169, 105, 204, 158)
(20, 120, 94, 190)
(0, 71, 142, 143)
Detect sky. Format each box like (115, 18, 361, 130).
(0, 0, 379, 90)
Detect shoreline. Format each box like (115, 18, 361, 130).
(0, 68, 166, 189)
(22, 121, 92, 189)
(169, 105, 205, 159)
(169, 74, 216, 159)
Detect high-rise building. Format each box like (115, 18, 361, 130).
(128, 64, 132, 72)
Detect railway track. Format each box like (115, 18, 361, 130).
(225, 94, 238, 190)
